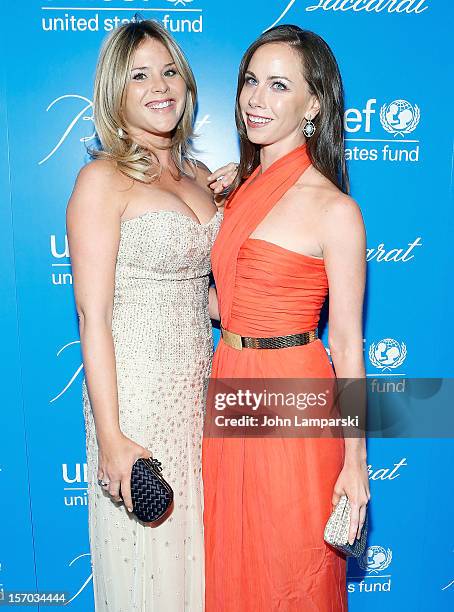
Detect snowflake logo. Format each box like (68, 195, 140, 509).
(167, 0, 194, 7)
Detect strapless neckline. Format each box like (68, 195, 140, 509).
(244, 237, 325, 265)
(121, 208, 222, 228)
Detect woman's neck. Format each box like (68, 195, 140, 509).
(129, 128, 174, 168)
(259, 134, 307, 172)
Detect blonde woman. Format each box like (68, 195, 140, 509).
(66, 20, 234, 611)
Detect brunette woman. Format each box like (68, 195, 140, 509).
(203, 25, 370, 611)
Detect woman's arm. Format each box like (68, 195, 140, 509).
(194, 160, 222, 322)
(66, 160, 150, 512)
(320, 193, 370, 543)
(67, 161, 122, 442)
(209, 285, 220, 321)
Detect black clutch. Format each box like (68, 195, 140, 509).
(127, 457, 174, 523)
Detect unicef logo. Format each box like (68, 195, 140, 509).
(369, 338, 407, 371)
(380, 99, 420, 137)
(358, 545, 392, 573)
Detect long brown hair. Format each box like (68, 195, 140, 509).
(230, 25, 349, 194)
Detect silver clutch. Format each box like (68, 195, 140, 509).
(323, 494, 368, 557)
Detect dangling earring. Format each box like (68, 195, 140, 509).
(117, 127, 126, 139)
(303, 116, 316, 138)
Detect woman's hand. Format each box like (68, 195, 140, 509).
(207, 162, 239, 195)
(332, 454, 370, 545)
(97, 432, 152, 513)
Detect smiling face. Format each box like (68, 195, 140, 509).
(122, 36, 188, 141)
(239, 42, 319, 151)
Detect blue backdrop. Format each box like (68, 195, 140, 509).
(1, 0, 453, 609)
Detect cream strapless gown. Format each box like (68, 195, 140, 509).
(82, 209, 222, 611)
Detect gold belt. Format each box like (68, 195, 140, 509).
(220, 326, 318, 351)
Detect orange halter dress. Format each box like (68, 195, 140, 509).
(202, 144, 347, 611)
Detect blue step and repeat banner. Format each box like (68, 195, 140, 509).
(1, 0, 453, 610)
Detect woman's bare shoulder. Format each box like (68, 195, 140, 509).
(314, 186, 365, 243)
(193, 159, 212, 185)
(67, 159, 132, 222)
(75, 158, 132, 190)
(292, 166, 360, 215)
(194, 158, 211, 174)
(182, 158, 213, 195)
(320, 189, 363, 226)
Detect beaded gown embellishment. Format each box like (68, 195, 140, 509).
(82, 209, 222, 611)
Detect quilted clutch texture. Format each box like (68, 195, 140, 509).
(129, 457, 174, 523)
(324, 494, 368, 557)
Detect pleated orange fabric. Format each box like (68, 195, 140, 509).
(203, 144, 347, 611)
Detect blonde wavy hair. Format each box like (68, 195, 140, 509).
(91, 19, 197, 182)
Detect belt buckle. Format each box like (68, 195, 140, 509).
(221, 327, 243, 351)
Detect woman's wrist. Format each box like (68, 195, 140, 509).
(343, 438, 367, 466)
(97, 425, 123, 449)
